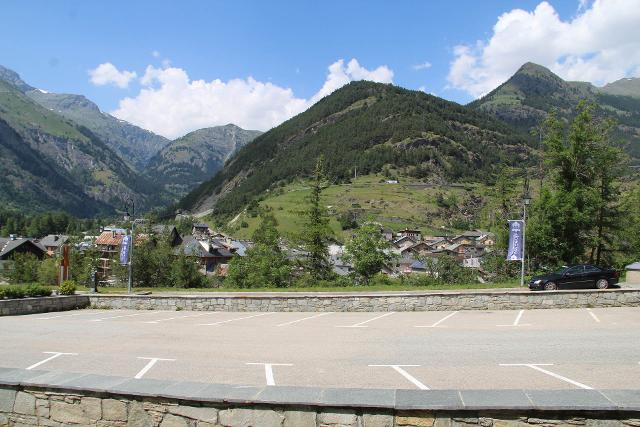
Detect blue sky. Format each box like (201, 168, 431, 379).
(2, 1, 638, 138)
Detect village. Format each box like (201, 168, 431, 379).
(1, 220, 496, 286)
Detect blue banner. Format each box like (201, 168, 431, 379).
(507, 220, 524, 261)
(120, 235, 131, 265)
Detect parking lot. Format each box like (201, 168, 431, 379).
(1, 307, 639, 390)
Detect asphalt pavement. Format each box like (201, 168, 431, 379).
(1, 307, 638, 390)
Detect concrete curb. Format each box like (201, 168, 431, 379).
(0, 368, 638, 412)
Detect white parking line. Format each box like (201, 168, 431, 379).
(144, 313, 212, 324)
(369, 364, 429, 390)
(90, 313, 147, 322)
(199, 312, 274, 326)
(497, 310, 531, 327)
(586, 308, 601, 323)
(276, 312, 333, 327)
(500, 363, 593, 390)
(415, 311, 458, 328)
(337, 312, 395, 328)
(26, 352, 78, 370)
(134, 357, 175, 379)
(246, 362, 293, 386)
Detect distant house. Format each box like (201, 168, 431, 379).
(95, 230, 126, 280)
(0, 236, 46, 262)
(392, 236, 417, 251)
(192, 223, 211, 240)
(398, 228, 422, 241)
(177, 235, 234, 274)
(40, 234, 69, 256)
(476, 233, 496, 247)
(400, 241, 433, 257)
(380, 228, 394, 242)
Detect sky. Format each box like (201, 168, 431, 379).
(2, 0, 639, 139)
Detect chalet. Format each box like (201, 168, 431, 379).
(177, 235, 234, 274)
(476, 233, 496, 247)
(392, 236, 417, 251)
(40, 234, 69, 256)
(427, 237, 449, 251)
(398, 228, 422, 241)
(95, 230, 126, 280)
(0, 236, 46, 262)
(192, 223, 211, 240)
(380, 228, 394, 242)
(400, 241, 433, 257)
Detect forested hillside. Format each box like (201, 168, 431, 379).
(179, 81, 533, 216)
(470, 62, 640, 160)
(144, 124, 261, 201)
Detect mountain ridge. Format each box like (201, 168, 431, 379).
(179, 80, 534, 216)
(469, 62, 640, 159)
(143, 124, 262, 201)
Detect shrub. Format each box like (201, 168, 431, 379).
(59, 280, 76, 295)
(8, 252, 40, 283)
(0, 288, 4, 299)
(38, 257, 59, 285)
(3, 286, 25, 299)
(24, 284, 52, 298)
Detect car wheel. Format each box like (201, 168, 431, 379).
(596, 279, 609, 289)
(544, 281, 557, 291)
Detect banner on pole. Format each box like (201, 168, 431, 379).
(120, 235, 131, 265)
(507, 220, 524, 261)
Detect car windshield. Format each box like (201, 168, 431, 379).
(554, 266, 571, 275)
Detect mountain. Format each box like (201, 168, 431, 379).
(143, 124, 261, 201)
(178, 81, 533, 216)
(469, 62, 640, 159)
(601, 77, 640, 98)
(1, 65, 170, 170)
(26, 90, 170, 170)
(0, 76, 157, 216)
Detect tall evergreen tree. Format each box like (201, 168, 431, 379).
(528, 103, 627, 266)
(298, 157, 333, 280)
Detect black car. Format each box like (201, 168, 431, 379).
(529, 264, 620, 291)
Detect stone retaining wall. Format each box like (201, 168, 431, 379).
(88, 288, 640, 312)
(0, 295, 90, 317)
(1, 369, 640, 427)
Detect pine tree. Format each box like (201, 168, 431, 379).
(298, 156, 333, 280)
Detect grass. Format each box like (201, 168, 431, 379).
(224, 174, 497, 241)
(79, 281, 522, 294)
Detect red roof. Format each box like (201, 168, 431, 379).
(95, 231, 125, 246)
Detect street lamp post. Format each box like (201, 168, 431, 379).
(124, 198, 135, 294)
(521, 177, 531, 287)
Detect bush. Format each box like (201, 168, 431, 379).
(0, 287, 4, 299)
(3, 285, 25, 299)
(59, 280, 76, 295)
(38, 257, 59, 285)
(24, 284, 52, 297)
(8, 252, 40, 283)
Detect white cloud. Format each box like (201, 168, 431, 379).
(111, 58, 393, 139)
(88, 63, 137, 88)
(412, 61, 432, 71)
(447, 0, 640, 98)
